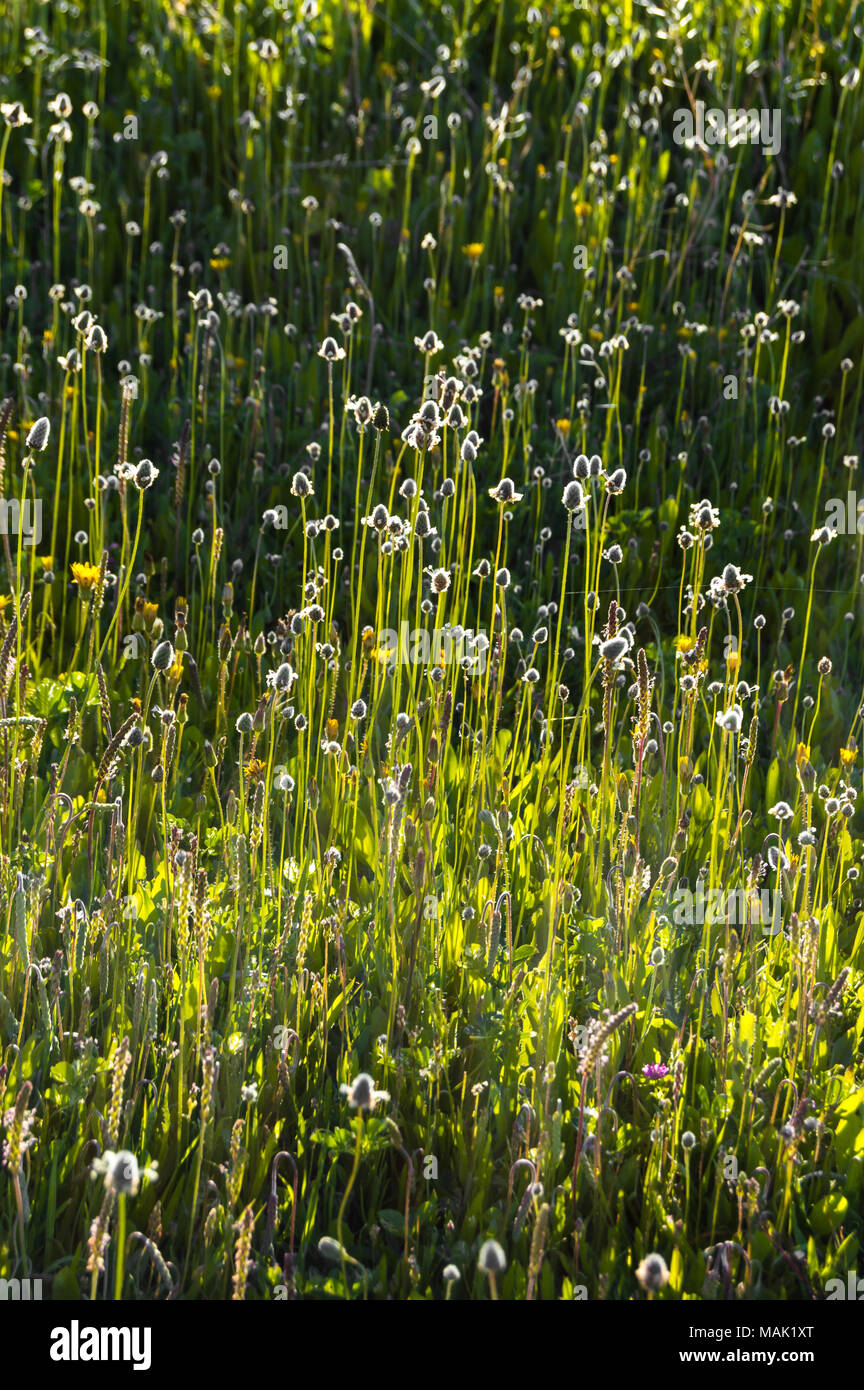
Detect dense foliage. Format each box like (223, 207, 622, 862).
(1, 0, 863, 1301)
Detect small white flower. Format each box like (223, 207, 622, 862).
(414, 330, 444, 355)
(715, 705, 743, 733)
(90, 1149, 157, 1196)
(636, 1252, 669, 1292)
(25, 417, 50, 452)
(562, 480, 585, 512)
(478, 1239, 507, 1275)
(340, 1072, 389, 1112)
(717, 563, 752, 593)
(599, 633, 632, 665)
(811, 526, 836, 545)
(317, 336, 345, 362)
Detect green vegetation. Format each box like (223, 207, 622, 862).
(0, 0, 863, 1301)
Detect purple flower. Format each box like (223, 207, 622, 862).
(642, 1063, 669, 1080)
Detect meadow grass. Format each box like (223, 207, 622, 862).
(0, 0, 863, 1301)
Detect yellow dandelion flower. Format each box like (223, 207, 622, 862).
(462, 242, 485, 261)
(71, 562, 101, 591)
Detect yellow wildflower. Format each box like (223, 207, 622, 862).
(71, 562, 101, 590)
